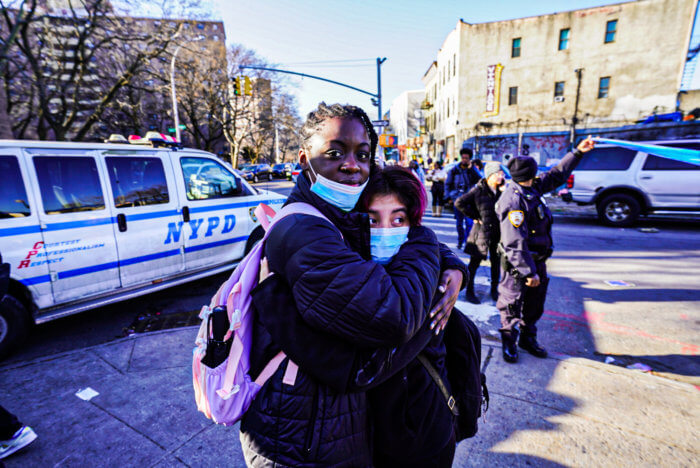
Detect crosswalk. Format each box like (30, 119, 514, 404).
(420, 210, 501, 333)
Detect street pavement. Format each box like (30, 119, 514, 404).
(1, 180, 698, 466)
(2, 324, 696, 466)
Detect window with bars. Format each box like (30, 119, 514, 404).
(605, 20, 617, 43)
(559, 28, 570, 50)
(508, 86, 518, 105)
(512, 38, 521, 57)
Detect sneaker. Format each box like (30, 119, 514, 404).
(0, 426, 38, 459)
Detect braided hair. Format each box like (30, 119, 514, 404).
(299, 102, 379, 166)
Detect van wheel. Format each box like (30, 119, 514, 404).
(245, 225, 265, 255)
(0, 295, 30, 359)
(597, 194, 640, 227)
(253, 175, 259, 183)
(268, 173, 272, 181)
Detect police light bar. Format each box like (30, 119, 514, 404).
(104, 134, 128, 144)
(128, 132, 182, 148)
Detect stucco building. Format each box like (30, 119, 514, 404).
(422, 0, 699, 164)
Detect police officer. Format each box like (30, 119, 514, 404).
(495, 136, 595, 363)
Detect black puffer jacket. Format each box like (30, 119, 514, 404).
(240, 174, 445, 467)
(456, 179, 501, 256)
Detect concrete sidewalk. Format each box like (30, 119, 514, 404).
(1, 327, 697, 467)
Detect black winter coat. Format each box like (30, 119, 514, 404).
(455, 179, 501, 257)
(241, 174, 449, 467)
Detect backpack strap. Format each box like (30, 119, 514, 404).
(417, 353, 460, 416)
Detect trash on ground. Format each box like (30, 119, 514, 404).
(605, 356, 615, 364)
(605, 280, 635, 287)
(76, 387, 100, 401)
(626, 363, 652, 372)
(639, 227, 660, 233)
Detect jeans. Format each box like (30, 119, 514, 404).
(453, 206, 473, 246)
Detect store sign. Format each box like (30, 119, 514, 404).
(484, 64, 503, 117)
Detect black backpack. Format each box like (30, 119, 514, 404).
(442, 309, 489, 440)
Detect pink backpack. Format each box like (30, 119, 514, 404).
(192, 202, 333, 426)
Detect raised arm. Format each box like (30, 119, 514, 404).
(539, 136, 595, 193)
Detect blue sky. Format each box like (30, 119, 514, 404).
(211, 0, 686, 119)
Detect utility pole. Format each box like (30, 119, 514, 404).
(571, 68, 583, 146)
(376, 57, 387, 120)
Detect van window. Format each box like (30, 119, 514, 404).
(34, 156, 105, 214)
(0, 156, 30, 218)
(106, 157, 170, 207)
(574, 148, 636, 171)
(180, 157, 244, 200)
(642, 155, 699, 171)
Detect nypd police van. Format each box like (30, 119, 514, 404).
(0, 136, 285, 357)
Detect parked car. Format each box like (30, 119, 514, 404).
(271, 163, 293, 179)
(0, 138, 286, 357)
(562, 139, 700, 226)
(239, 163, 272, 183)
(291, 163, 302, 183)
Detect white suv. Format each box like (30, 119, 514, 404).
(563, 139, 700, 226)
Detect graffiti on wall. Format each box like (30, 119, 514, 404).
(476, 135, 518, 162)
(521, 134, 569, 166)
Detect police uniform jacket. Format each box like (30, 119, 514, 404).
(495, 150, 584, 278)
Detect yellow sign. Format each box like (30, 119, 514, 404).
(484, 64, 503, 117)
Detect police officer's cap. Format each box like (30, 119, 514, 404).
(507, 156, 538, 182)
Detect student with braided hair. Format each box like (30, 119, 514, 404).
(239, 102, 467, 466)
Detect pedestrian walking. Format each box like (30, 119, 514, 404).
(495, 136, 596, 363)
(0, 254, 38, 460)
(238, 102, 466, 467)
(430, 161, 447, 217)
(445, 148, 481, 249)
(0, 405, 37, 460)
(456, 162, 505, 304)
(409, 159, 426, 185)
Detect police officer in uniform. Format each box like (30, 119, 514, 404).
(495, 137, 595, 363)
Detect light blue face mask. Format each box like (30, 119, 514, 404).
(307, 162, 368, 212)
(370, 226, 410, 264)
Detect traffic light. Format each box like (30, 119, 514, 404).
(243, 76, 252, 96)
(232, 76, 241, 96)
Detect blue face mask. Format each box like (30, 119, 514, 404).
(308, 163, 368, 212)
(370, 227, 410, 264)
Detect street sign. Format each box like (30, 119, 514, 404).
(372, 120, 390, 127)
(167, 124, 187, 133)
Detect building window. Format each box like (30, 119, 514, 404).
(453, 54, 456, 75)
(508, 86, 518, 105)
(558, 28, 570, 50)
(598, 77, 610, 98)
(511, 38, 521, 58)
(605, 20, 617, 43)
(554, 81, 565, 97)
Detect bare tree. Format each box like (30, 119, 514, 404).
(1, 0, 209, 140)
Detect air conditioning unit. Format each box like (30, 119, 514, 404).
(554, 96, 565, 102)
